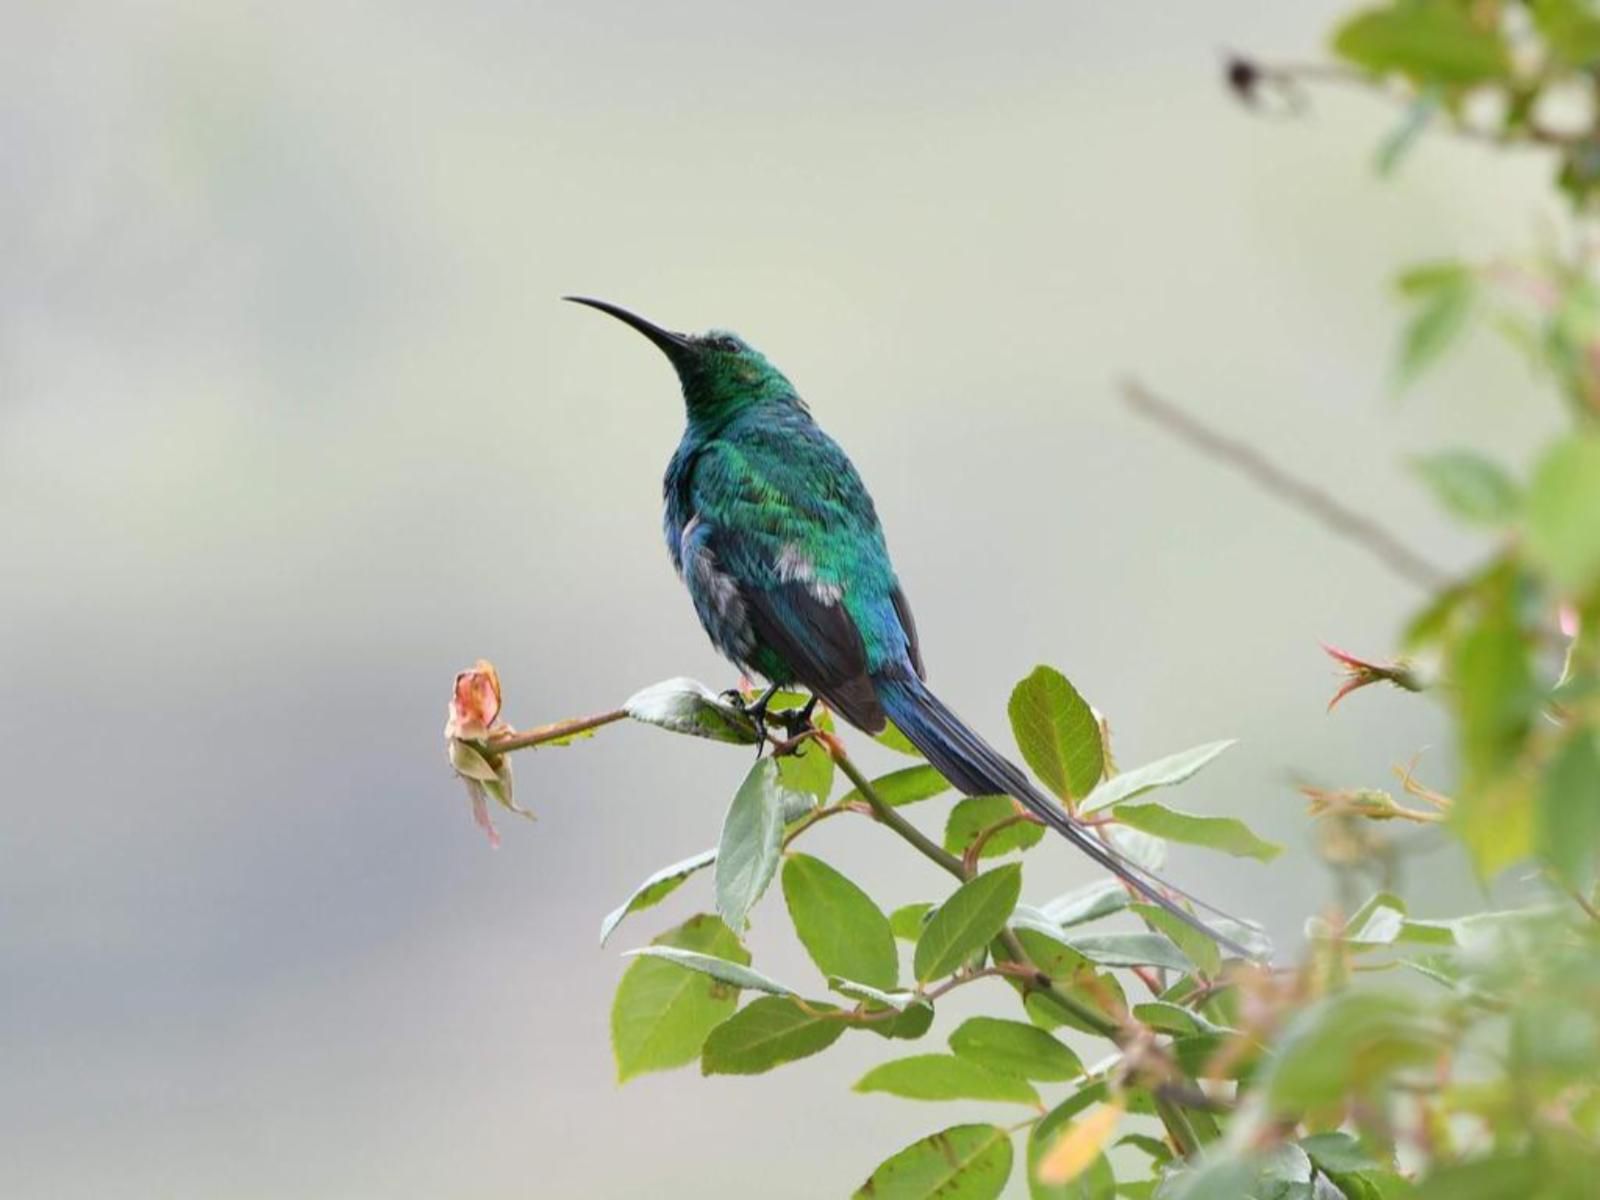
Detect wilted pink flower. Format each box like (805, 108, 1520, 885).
(446, 660, 502, 741)
(444, 659, 530, 846)
(1322, 644, 1423, 711)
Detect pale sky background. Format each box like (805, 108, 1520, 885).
(1, 2, 1567, 1197)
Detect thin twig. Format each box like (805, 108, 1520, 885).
(1121, 379, 1451, 592)
(485, 708, 628, 755)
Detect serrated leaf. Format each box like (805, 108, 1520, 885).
(715, 759, 798, 930)
(610, 914, 747, 1081)
(623, 677, 759, 744)
(1111, 802, 1281, 862)
(949, 1017, 1083, 1081)
(853, 1124, 1014, 1200)
(1525, 434, 1600, 591)
(1131, 1001, 1232, 1038)
(830, 976, 923, 1010)
(623, 946, 792, 995)
(1130, 902, 1221, 977)
(1411, 451, 1520, 525)
(891, 902, 934, 941)
(945, 795, 1045, 859)
(700, 995, 843, 1075)
(1038, 879, 1130, 927)
(841, 763, 951, 808)
(855, 1053, 1040, 1105)
(1008, 666, 1104, 802)
(599, 847, 717, 946)
(1106, 823, 1167, 871)
(1081, 741, 1236, 814)
(781, 853, 898, 990)
(1058, 932, 1193, 972)
(915, 864, 1023, 983)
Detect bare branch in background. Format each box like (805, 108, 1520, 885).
(1120, 378, 1451, 591)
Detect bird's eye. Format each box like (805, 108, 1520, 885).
(715, 336, 741, 353)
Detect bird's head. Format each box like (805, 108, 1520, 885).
(564, 297, 800, 421)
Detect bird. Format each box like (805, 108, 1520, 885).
(566, 296, 1247, 956)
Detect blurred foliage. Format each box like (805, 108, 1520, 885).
(443, 1, 1600, 1194)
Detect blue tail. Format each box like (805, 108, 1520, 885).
(874, 671, 1253, 960)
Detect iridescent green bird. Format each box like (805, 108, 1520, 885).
(567, 297, 1245, 955)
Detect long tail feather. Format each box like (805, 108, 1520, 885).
(873, 673, 1256, 960)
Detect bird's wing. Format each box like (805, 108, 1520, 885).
(687, 414, 906, 732)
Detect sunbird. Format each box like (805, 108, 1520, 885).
(567, 297, 1244, 954)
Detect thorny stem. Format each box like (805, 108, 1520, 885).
(485, 709, 628, 755)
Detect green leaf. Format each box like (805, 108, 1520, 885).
(863, 1000, 938, 1041)
(715, 759, 798, 930)
(776, 739, 834, 802)
(1392, 262, 1474, 389)
(1131, 1001, 1231, 1038)
(610, 914, 748, 1081)
(852, 1124, 1014, 1200)
(1333, 2, 1511, 85)
(1130, 902, 1221, 977)
(623, 677, 759, 744)
(830, 977, 923, 1010)
(1449, 586, 1537, 876)
(1111, 802, 1281, 862)
(599, 847, 716, 946)
(1263, 991, 1447, 1111)
(1322, 891, 1407, 949)
(773, 700, 836, 800)
(1081, 741, 1236, 814)
(1525, 434, 1600, 591)
(1058, 932, 1193, 972)
(1029, 1095, 1117, 1199)
(949, 1017, 1083, 1081)
(1536, 727, 1600, 891)
(622, 946, 792, 995)
(855, 1054, 1041, 1105)
(915, 864, 1024, 983)
(1009, 665, 1104, 802)
(781, 853, 898, 990)
(1299, 1133, 1382, 1175)
(1038, 879, 1130, 926)
(891, 902, 934, 940)
(700, 995, 844, 1075)
(945, 795, 1045, 859)
(876, 720, 924, 757)
(1411, 451, 1520, 525)
(840, 763, 951, 808)
(1535, 0, 1600, 68)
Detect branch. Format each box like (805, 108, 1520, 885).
(1121, 378, 1450, 591)
(1223, 53, 1583, 150)
(485, 708, 627, 755)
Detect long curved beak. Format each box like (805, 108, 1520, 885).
(563, 296, 691, 358)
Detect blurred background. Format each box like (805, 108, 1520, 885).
(1, 2, 1569, 1196)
